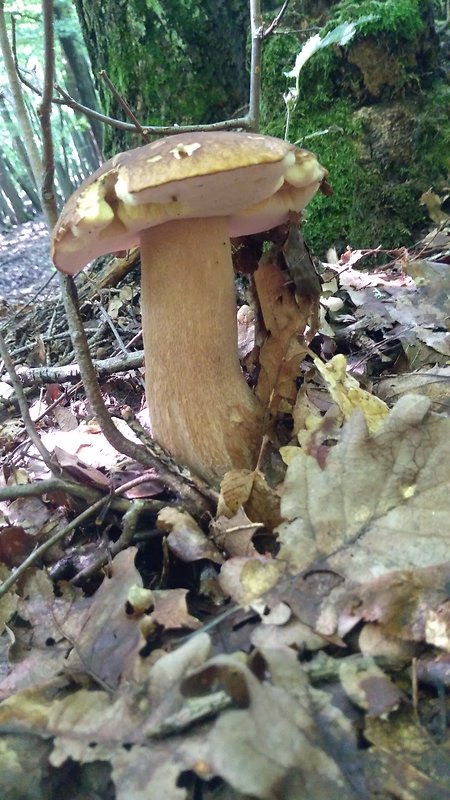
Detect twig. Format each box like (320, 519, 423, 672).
(0, 327, 56, 472)
(248, 0, 263, 132)
(263, 0, 291, 38)
(54, 84, 253, 135)
(95, 301, 131, 355)
(99, 70, 152, 143)
(71, 499, 147, 582)
(12, 350, 145, 386)
(39, 0, 58, 228)
(0, 476, 162, 510)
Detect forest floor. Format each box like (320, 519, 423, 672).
(1, 219, 450, 799)
(0, 216, 56, 302)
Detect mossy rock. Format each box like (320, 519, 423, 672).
(260, 0, 450, 254)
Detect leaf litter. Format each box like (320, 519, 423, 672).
(0, 226, 450, 798)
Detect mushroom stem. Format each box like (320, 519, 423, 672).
(140, 217, 263, 483)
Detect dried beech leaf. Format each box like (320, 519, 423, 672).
(218, 469, 281, 530)
(254, 254, 309, 412)
(217, 469, 254, 517)
(158, 507, 223, 563)
(278, 395, 450, 581)
(211, 508, 261, 558)
(313, 353, 388, 433)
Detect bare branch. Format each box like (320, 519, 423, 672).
(263, 0, 291, 38)
(12, 350, 145, 387)
(99, 70, 152, 142)
(0, 327, 56, 472)
(39, 0, 58, 227)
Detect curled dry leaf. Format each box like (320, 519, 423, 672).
(158, 506, 223, 564)
(217, 468, 281, 530)
(313, 353, 389, 433)
(254, 251, 309, 414)
(210, 507, 261, 558)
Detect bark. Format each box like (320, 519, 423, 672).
(74, 0, 249, 153)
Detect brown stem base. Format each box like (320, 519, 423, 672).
(140, 218, 263, 484)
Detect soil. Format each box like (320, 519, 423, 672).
(0, 216, 56, 302)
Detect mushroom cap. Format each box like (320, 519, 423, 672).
(52, 131, 328, 274)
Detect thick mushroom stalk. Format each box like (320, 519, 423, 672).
(140, 217, 262, 483)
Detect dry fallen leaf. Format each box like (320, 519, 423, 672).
(254, 252, 309, 414)
(158, 506, 223, 564)
(313, 353, 389, 433)
(278, 394, 450, 582)
(218, 469, 281, 530)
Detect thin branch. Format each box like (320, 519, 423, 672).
(0, 327, 56, 472)
(39, 0, 58, 227)
(263, 0, 291, 38)
(12, 350, 145, 387)
(99, 70, 152, 142)
(55, 83, 253, 134)
(0, 476, 164, 510)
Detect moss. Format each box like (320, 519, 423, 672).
(260, 0, 449, 254)
(330, 0, 425, 41)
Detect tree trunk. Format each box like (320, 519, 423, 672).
(74, 0, 249, 153)
(0, 92, 40, 204)
(261, 0, 449, 252)
(0, 4, 43, 189)
(54, 0, 103, 154)
(0, 188, 16, 225)
(0, 153, 30, 223)
(3, 154, 41, 211)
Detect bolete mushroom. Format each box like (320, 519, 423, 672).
(52, 131, 327, 483)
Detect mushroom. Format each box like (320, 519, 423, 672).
(52, 131, 327, 483)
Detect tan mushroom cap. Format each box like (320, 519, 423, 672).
(52, 131, 328, 274)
